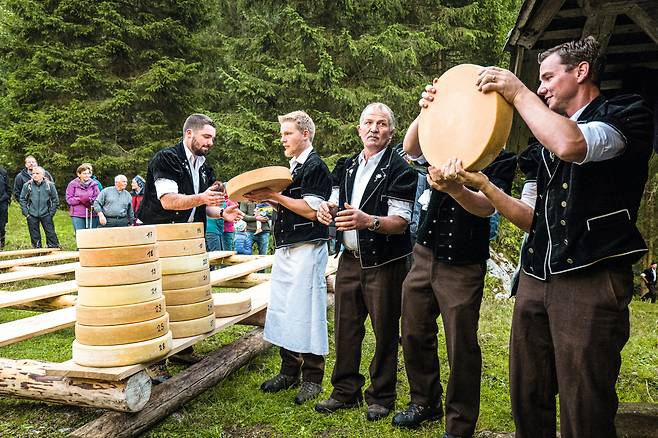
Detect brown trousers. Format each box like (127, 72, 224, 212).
(401, 244, 486, 437)
(330, 252, 408, 409)
(511, 268, 632, 438)
(279, 347, 324, 384)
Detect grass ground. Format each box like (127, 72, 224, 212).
(0, 203, 656, 437)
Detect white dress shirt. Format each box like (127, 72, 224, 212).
(290, 146, 324, 211)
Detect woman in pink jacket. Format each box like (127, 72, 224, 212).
(65, 164, 100, 232)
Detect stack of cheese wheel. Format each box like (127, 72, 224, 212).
(156, 223, 215, 338)
(73, 226, 172, 367)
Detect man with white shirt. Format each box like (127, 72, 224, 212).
(315, 103, 417, 421)
(245, 111, 332, 405)
(137, 113, 243, 370)
(442, 37, 654, 437)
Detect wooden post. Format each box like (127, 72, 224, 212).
(0, 359, 151, 412)
(69, 328, 271, 438)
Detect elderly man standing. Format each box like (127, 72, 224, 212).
(93, 174, 134, 227)
(19, 166, 60, 248)
(315, 103, 417, 421)
(13, 155, 54, 201)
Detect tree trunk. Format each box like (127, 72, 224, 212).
(0, 359, 150, 412)
(69, 328, 271, 438)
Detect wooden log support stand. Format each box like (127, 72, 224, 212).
(0, 247, 338, 436)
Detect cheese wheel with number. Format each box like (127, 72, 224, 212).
(157, 238, 206, 258)
(75, 261, 161, 287)
(160, 253, 209, 275)
(167, 298, 215, 322)
(214, 292, 252, 317)
(161, 269, 210, 290)
(77, 280, 162, 307)
(78, 244, 159, 267)
(76, 296, 166, 326)
(76, 225, 156, 249)
(163, 284, 212, 306)
(75, 314, 169, 346)
(169, 313, 216, 338)
(418, 64, 513, 171)
(72, 331, 173, 367)
(155, 223, 204, 241)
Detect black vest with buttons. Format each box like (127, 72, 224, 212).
(522, 94, 654, 280)
(273, 151, 331, 248)
(416, 151, 516, 265)
(137, 140, 215, 225)
(336, 146, 418, 269)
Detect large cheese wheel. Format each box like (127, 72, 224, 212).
(226, 166, 292, 202)
(76, 225, 156, 249)
(163, 284, 212, 306)
(75, 296, 166, 326)
(78, 244, 159, 267)
(155, 223, 204, 241)
(418, 64, 513, 171)
(75, 261, 161, 287)
(72, 331, 173, 367)
(158, 238, 206, 258)
(169, 313, 215, 338)
(160, 253, 209, 275)
(214, 292, 252, 317)
(75, 314, 169, 346)
(161, 269, 210, 290)
(77, 280, 162, 307)
(167, 298, 214, 322)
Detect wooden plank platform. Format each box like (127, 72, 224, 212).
(0, 307, 76, 347)
(0, 248, 60, 258)
(0, 251, 79, 270)
(0, 262, 79, 284)
(0, 280, 78, 309)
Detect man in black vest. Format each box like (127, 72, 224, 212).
(391, 115, 515, 437)
(640, 261, 657, 303)
(138, 113, 242, 372)
(314, 103, 417, 421)
(444, 37, 654, 438)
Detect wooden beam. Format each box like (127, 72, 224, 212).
(14, 294, 77, 311)
(209, 256, 273, 285)
(582, 13, 617, 52)
(0, 280, 77, 308)
(555, 8, 584, 18)
(0, 251, 79, 270)
(627, 3, 658, 45)
(540, 23, 642, 42)
(0, 307, 75, 347)
(69, 329, 271, 437)
(516, 0, 567, 48)
(0, 262, 78, 284)
(606, 43, 658, 54)
(0, 359, 151, 412)
(0, 248, 60, 258)
(215, 273, 271, 288)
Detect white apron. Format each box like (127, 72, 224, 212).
(264, 241, 328, 355)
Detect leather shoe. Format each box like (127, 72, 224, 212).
(392, 403, 443, 428)
(315, 397, 362, 414)
(260, 373, 299, 393)
(366, 404, 390, 421)
(294, 381, 322, 404)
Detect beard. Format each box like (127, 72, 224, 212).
(190, 137, 210, 156)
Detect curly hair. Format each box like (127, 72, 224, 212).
(538, 36, 606, 85)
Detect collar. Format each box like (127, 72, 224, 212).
(358, 147, 387, 166)
(183, 141, 206, 168)
(289, 146, 313, 171)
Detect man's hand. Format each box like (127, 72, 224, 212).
(476, 66, 527, 105)
(317, 201, 338, 226)
(200, 185, 225, 207)
(418, 81, 438, 109)
(98, 212, 107, 226)
(335, 202, 373, 231)
(222, 203, 244, 222)
(440, 158, 490, 191)
(427, 165, 463, 195)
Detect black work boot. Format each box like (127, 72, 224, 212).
(260, 373, 300, 393)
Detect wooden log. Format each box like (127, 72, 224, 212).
(13, 294, 77, 310)
(0, 262, 78, 284)
(0, 358, 151, 412)
(69, 328, 271, 438)
(238, 308, 266, 327)
(0, 307, 75, 347)
(0, 251, 79, 270)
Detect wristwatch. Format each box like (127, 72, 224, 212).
(368, 216, 381, 232)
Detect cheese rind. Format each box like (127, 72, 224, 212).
(76, 226, 157, 249)
(167, 298, 215, 321)
(161, 269, 210, 290)
(75, 296, 166, 326)
(226, 166, 292, 202)
(72, 331, 173, 367)
(214, 292, 252, 317)
(160, 253, 209, 275)
(163, 284, 212, 305)
(78, 244, 159, 267)
(157, 238, 206, 258)
(75, 261, 161, 287)
(169, 313, 216, 338)
(155, 223, 204, 241)
(75, 314, 169, 346)
(77, 280, 162, 307)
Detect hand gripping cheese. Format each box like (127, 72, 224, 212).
(226, 166, 292, 202)
(76, 296, 166, 326)
(167, 298, 215, 322)
(418, 64, 513, 171)
(72, 331, 173, 367)
(163, 284, 212, 306)
(214, 292, 252, 317)
(77, 279, 163, 307)
(169, 313, 216, 338)
(76, 225, 156, 249)
(78, 244, 159, 267)
(75, 314, 169, 346)
(155, 223, 204, 241)
(157, 238, 206, 258)
(160, 253, 209, 275)
(161, 269, 210, 290)
(75, 261, 161, 287)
